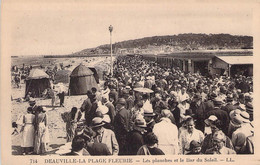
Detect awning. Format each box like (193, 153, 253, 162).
(216, 56, 253, 65)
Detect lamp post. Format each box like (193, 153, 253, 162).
(109, 25, 113, 76)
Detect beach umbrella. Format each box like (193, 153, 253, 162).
(134, 87, 154, 93)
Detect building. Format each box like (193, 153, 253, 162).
(141, 49, 253, 77)
(211, 55, 253, 77)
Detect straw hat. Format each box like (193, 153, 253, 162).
(246, 102, 253, 112)
(134, 118, 147, 128)
(204, 115, 218, 126)
(239, 111, 250, 123)
(91, 117, 105, 128)
(229, 109, 241, 118)
(103, 114, 111, 123)
(144, 107, 156, 117)
(238, 104, 246, 111)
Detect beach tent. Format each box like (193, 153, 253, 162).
(25, 69, 51, 98)
(88, 67, 100, 84)
(93, 63, 110, 80)
(69, 64, 98, 95)
(87, 62, 111, 83)
(54, 70, 71, 84)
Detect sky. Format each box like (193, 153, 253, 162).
(1, 0, 257, 56)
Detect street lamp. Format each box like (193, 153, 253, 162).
(109, 25, 113, 76)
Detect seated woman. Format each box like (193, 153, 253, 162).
(137, 132, 165, 155)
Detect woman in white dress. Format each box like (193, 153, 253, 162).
(21, 107, 35, 155)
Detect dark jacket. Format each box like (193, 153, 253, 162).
(104, 102, 116, 124)
(190, 101, 207, 132)
(204, 100, 214, 112)
(114, 107, 131, 135)
(146, 120, 156, 133)
(128, 130, 144, 155)
(207, 108, 230, 135)
(86, 142, 111, 156)
(63, 148, 90, 156)
(221, 103, 236, 115)
(171, 106, 181, 128)
(80, 98, 92, 121)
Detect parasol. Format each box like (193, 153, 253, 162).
(133, 87, 154, 93)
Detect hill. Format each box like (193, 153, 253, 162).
(74, 33, 253, 55)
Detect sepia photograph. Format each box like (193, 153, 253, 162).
(1, 0, 260, 164)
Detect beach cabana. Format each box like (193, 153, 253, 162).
(54, 70, 71, 84)
(69, 64, 98, 95)
(25, 69, 51, 98)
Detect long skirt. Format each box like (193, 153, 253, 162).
(21, 124, 35, 147)
(66, 122, 77, 142)
(34, 123, 47, 154)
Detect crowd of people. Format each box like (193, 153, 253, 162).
(19, 55, 254, 155)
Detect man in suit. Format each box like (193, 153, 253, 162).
(222, 94, 236, 115)
(190, 93, 207, 132)
(64, 135, 90, 156)
(114, 98, 131, 155)
(206, 97, 230, 135)
(81, 126, 111, 156)
(91, 117, 119, 155)
(80, 91, 93, 125)
(102, 96, 116, 125)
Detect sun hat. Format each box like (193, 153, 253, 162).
(229, 109, 242, 119)
(239, 111, 250, 123)
(238, 104, 246, 111)
(91, 117, 105, 128)
(204, 115, 218, 126)
(246, 102, 253, 112)
(103, 114, 111, 123)
(144, 107, 156, 117)
(134, 117, 147, 128)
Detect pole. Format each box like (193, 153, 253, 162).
(110, 31, 113, 76)
(109, 25, 113, 76)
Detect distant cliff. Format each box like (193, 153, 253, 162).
(74, 33, 253, 55)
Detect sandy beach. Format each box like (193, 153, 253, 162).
(11, 56, 111, 155)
